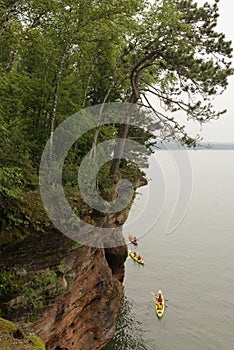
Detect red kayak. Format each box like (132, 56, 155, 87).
(128, 235, 138, 245)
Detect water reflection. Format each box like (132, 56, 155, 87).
(103, 293, 150, 350)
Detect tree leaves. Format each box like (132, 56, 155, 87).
(0, 0, 233, 183)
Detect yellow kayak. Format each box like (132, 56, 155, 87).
(129, 250, 144, 265)
(155, 290, 165, 318)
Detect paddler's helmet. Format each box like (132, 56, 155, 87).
(158, 290, 162, 296)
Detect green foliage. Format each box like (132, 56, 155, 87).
(22, 287, 44, 310)
(0, 167, 24, 199)
(21, 270, 58, 310)
(0, 267, 58, 311)
(0, 0, 232, 237)
(0, 268, 19, 301)
(32, 270, 58, 288)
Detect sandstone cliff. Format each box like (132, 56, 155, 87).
(0, 223, 128, 350)
(0, 172, 147, 349)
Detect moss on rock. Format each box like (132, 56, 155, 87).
(0, 317, 45, 350)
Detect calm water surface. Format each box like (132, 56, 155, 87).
(104, 151, 234, 350)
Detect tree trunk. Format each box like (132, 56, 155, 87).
(90, 49, 134, 160)
(82, 52, 98, 108)
(109, 118, 132, 176)
(49, 45, 70, 161)
(109, 85, 138, 177)
(90, 86, 112, 159)
(109, 51, 160, 177)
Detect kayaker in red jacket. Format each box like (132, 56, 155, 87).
(156, 290, 163, 303)
(157, 295, 163, 303)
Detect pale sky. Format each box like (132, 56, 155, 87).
(195, 0, 234, 142)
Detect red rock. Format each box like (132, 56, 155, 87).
(34, 246, 125, 350)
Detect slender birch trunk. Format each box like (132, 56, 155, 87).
(49, 45, 70, 161)
(90, 85, 112, 159)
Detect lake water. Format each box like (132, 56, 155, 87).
(104, 150, 234, 350)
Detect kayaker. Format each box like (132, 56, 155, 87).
(156, 291, 163, 303)
(133, 236, 137, 242)
(137, 255, 142, 261)
(133, 252, 137, 257)
(157, 295, 163, 303)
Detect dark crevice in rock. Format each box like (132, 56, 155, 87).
(12, 328, 24, 339)
(104, 245, 128, 283)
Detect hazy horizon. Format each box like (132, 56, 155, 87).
(155, 141, 234, 150)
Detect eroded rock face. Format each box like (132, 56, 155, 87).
(35, 247, 124, 350)
(0, 171, 146, 350)
(0, 202, 134, 350)
(0, 229, 127, 350)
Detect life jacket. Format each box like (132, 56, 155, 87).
(158, 296, 163, 303)
(157, 302, 163, 310)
